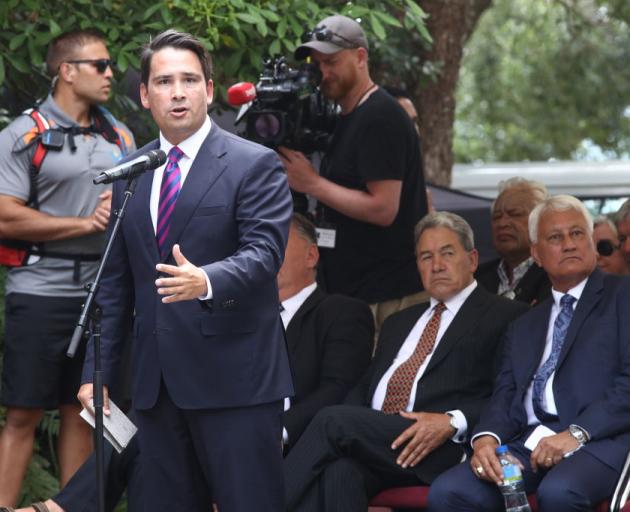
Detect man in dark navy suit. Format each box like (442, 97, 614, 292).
(77, 30, 293, 512)
(284, 212, 527, 511)
(429, 195, 630, 512)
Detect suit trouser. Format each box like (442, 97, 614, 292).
(54, 434, 141, 512)
(284, 404, 464, 512)
(427, 443, 618, 512)
(135, 382, 284, 512)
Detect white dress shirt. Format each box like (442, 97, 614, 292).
(371, 280, 478, 442)
(151, 116, 213, 299)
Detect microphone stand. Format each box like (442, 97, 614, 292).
(67, 175, 139, 512)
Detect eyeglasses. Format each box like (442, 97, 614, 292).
(597, 239, 620, 257)
(65, 58, 113, 74)
(302, 26, 357, 48)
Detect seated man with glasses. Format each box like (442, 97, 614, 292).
(0, 29, 134, 508)
(476, 177, 551, 305)
(593, 214, 627, 275)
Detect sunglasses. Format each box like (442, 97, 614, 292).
(597, 239, 620, 257)
(302, 26, 356, 48)
(65, 58, 113, 74)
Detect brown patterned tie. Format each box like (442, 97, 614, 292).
(381, 302, 446, 414)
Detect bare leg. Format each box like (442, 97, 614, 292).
(0, 407, 44, 506)
(57, 404, 92, 487)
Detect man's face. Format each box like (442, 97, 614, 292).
(416, 226, 478, 302)
(277, 224, 318, 295)
(531, 209, 597, 290)
(67, 41, 113, 104)
(140, 47, 213, 145)
(616, 218, 630, 268)
(311, 49, 360, 101)
(593, 222, 626, 275)
(491, 187, 539, 262)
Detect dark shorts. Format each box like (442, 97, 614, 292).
(1, 293, 87, 409)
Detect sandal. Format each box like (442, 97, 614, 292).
(0, 508, 14, 512)
(32, 504, 50, 512)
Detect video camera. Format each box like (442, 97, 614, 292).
(228, 57, 337, 153)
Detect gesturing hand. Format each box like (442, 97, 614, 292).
(155, 244, 208, 303)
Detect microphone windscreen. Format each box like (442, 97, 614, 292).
(148, 149, 167, 168)
(227, 82, 257, 106)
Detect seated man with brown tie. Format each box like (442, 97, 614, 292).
(283, 211, 528, 512)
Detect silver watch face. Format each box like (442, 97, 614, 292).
(570, 425, 586, 443)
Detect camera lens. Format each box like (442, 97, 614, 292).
(254, 114, 282, 139)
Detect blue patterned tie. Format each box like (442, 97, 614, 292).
(532, 294, 576, 421)
(156, 146, 184, 258)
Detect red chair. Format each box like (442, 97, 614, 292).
(368, 485, 626, 512)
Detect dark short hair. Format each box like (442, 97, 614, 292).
(414, 211, 475, 252)
(291, 213, 317, 245)
(46, 30, 106, 77)
(140, 29, 213, 86)
(383, 86, 412, 101)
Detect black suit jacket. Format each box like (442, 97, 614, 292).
(345, 285, 528, 437)
(284, 287, 374, 447)
(476, 258, 551, 306)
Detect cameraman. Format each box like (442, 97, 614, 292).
(278, 15, 428, 330)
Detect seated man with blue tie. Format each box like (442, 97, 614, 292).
(428, 195, 630, 512)
(284, 212, 528, 511)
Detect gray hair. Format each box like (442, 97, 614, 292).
(615, 199, 630, 225)
(593, 214, 618, 237)
(528, 195, 593, 243)
(414, 211, 475, 252)
(492, 177, 549, 211)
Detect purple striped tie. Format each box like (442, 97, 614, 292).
(156, 146, 184, 258)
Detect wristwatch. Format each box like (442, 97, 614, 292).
(446, 412, 458, 435)
(568, 424, 589, 445)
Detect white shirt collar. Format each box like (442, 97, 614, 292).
(159, 115, 212, 161)
(280, 282, 318, 329)
(550, 276, 588, 308)
(429, 279, 478, 316)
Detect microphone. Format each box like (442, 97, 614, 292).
(227, 82, 257, 106)
(93, 149, 167, 184)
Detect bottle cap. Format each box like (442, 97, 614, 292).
(495, 444, 508, 455)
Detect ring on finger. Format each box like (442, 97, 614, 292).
(475, 465, 484, 475)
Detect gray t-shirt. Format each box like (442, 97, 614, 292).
(0, 94, 136, 296)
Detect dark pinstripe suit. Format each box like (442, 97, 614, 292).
(284, 285, 527, 512)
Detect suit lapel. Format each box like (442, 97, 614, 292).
(285, 287, 325, 354)
(523, 300, 553, 380)
(160, 126, 229, 262)
(555, 269, 603, 370)
(367, 303, 430, 399)
(423, 286, 487, 375)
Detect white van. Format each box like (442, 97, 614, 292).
(451, 160, 630, 214)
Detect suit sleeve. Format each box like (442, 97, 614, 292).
(201, 150, 292, 301)
(472, 321, 527, 442)
(284, 297, 374, 445)
(81, 180, 135, 387)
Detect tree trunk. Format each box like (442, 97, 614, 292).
(414, 0, 492, 186)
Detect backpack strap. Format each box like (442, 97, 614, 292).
(21, 108, 50, 209)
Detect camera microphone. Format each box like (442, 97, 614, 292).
(93, 149, 167, 184)
(228, 82, 257, 106)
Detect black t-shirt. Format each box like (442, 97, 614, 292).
(318, 88, 427, 303)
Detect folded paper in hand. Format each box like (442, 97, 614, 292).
(80, 399, 138, 454)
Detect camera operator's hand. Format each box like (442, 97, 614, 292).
(277, 147, 321, 195)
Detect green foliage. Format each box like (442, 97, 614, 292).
(0, 0, 431, 124)
(454, 0, 630, 162)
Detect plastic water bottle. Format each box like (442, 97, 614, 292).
(496, 445, 531, 512)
